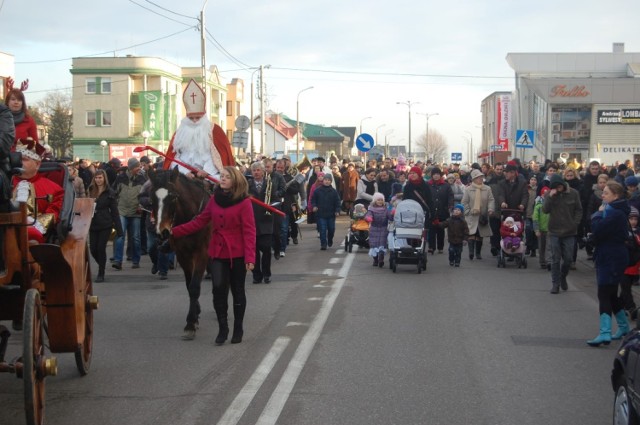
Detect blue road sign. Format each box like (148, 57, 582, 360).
(355, 133, 375, 152)
(515, 130, 535, 149)
(451, 152, 462, 162)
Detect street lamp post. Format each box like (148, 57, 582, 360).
(100, 140, 107, 163)
(417, 112, 438, 161)
(359, 116, 372, 160)
(296, 86, 314, 161)
(375, 124, 386, 148)
(384, 129, 394, 157)
(464, 130, 473, 164)
(396, 101, 420, 160)
(142, 130, 150, 147)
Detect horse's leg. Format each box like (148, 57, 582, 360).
(178, 250, 201, 340)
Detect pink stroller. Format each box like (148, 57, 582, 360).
(497, 209, 527, 269)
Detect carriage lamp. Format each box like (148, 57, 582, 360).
(44, 357, 58, 377)
(89, 296, 99, 310)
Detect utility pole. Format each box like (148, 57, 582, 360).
(199, 1, 209, 114)
(260, 65, 266, 155)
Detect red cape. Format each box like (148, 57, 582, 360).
(163, 123, 235, 170)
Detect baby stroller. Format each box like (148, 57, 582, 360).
(388, 199, 428, 273)
(344, 203, 370, 252)
(496, 209, 527, 269)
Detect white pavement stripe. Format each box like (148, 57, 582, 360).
(216, 336, 291, 425)
(329, 258, 340, 264)
(322, 268, 334, 276)
(255, 252, 356, 425)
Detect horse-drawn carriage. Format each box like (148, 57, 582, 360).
(0, 161, 98, 425)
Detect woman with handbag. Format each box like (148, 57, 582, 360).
(587, 181, 631, 346)
(461, 169, 495, 260)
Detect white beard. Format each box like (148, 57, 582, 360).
(174, 116, 213, 159)
(172, 116, 220, 177)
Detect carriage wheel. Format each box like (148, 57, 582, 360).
(75, 255, 95, 376)
(417, 260, 422, 274)
(348, 241, 353, 253)
(23, 288, 48, 425)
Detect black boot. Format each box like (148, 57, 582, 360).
(468, 239, 475, 260)
(231, 303, 245, 344)
(377, 252, 384, 268)
(373, 256, 378, 267)
(214, 302, 229, 345)
(475, 239, 483, 260)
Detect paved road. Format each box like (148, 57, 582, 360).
(0, 216, 621, 425)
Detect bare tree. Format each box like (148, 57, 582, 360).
(35, 91, 73, 158)
(415, 129, 449, 162)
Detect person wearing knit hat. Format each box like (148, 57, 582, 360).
(542, 168, 582, 295)
(311, 169, 341, 250)
(428, 166, 453, 254)
(533, 185, 551, 269)
(366, 192, 390, 267)
(438, 201, 469, 267)
(111, 154, 147, 270)
(403, 165, 434, 221)
(462, 166, 495, 260)
(620, 205, 640, 322)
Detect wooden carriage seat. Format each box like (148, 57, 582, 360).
(36, 161, 76, 243)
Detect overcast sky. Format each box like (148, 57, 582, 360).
(3, 0, 638, 160)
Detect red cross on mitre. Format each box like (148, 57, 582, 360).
(182, 79, 206, 118)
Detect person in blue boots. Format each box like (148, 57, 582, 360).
(587, 181, 631, 347)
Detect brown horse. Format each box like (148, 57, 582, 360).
(147, 167, 210, 339)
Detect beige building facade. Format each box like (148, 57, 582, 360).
(70, 56, 233, 162)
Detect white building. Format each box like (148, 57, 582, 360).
(505, 43, 640, 166)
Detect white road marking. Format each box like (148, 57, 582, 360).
(216, 336, 291, 425)
(286, 322, 308, 327)
(255, 252, 356, 425)
(329, 258, 340, 264)
(306, 297, 323, 301)
(322, 268, 334, 276)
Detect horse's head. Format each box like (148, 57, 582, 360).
(148, 167, 180, 241)
(148, 167, 210, 241)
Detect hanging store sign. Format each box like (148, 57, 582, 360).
(496, 95, 511, 151)
(597, 109, 640, 124)
(549, 85, 591, 98)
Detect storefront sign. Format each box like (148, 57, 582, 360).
(601, 146, 640, 154)
(597, 109, 640, 124)
(496, 95, 511, 151)
(550, 85, 590, 98)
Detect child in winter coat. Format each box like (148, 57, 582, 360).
(500, 216, 523, 251)
(365, 192, 390, 267)
(620, 206, 640, 320)
(439, 203, 470, 267)
(532, 186, 551, 268)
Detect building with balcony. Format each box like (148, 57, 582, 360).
(70, 56, 229, 162)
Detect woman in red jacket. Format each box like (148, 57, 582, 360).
(4, 79, 38, 146)
(172, 166, 256, 345)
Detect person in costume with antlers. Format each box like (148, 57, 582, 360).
(163, 79, 235, 181)
(4, 78, 38, 146)
(11, 138, 63, 244)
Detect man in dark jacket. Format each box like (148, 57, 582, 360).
(497, 161, 529, 212)
(249, 161, 278, 284)
(486, 162, 505, 256)
(427, 167, 453, 254)
(543, 174, 583, 294)
(310, 173, 341, 250)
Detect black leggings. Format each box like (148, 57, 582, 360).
(210, 257, 247, 319)
(597, 284, 623, 316)
(89, 228, 112, 274)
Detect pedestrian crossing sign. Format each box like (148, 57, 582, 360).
(515, 130, 534, 149)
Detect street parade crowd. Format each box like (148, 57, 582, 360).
(2, 78, 640, 346)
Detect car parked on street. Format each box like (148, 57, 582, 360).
(612, 327, 640, 424)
